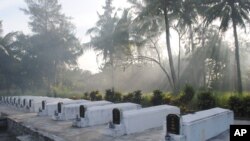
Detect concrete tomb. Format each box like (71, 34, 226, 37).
(163, 107, 234, 141)
(37, 98, 72, 116)
(53, 100, 112, 121)
(52, 99, 91, 119)
(28, 97, 63, 113)
(73, 103, 141, 127)
(107, 104, 180, 136)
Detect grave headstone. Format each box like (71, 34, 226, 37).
(58, 102, 63, 113)
(79, 105, 85, 118)
(113, 108, 121, 125)
(167, 114, 180, 135)
(42, 100, 45, 110)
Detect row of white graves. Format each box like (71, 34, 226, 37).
(105, 105, 180, 136)
(1, 96, 234, 141)
(53, 100, 112, 121)
(73, 102, 142, 127)
(51, 99, 91, 120)
(37, 98, 73, 116)
(163, 107, 234, 141)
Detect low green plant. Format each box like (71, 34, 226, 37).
(197, 91, 216, 110)
(151, 90, 164, 106)
(141, 94, 152, 107)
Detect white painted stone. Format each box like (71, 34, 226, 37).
(28, 97, 66, 113)
(53, 100, 112, 121)
(73, 102, 141, 127)
(38, 98, 72, 116)
(108, 105, 180, 136)
(163, 107, 234, 141)
(182, 107, 233, 141)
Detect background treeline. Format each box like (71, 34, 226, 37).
(64, 85, 250, 119)
(0, 0, 250, 102)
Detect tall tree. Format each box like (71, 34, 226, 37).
(202, 0, 250, 94)
(87, 0, 131, 91)
(128, 0, 182, 94)
(0, 21, 22, 93)
(22, 0, 82, 93)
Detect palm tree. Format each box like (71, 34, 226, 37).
(87, 0, 131, 92)
(128, 0, 182, 94)
(203, 0, 250, 94)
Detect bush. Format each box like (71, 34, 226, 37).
(197, 91, 216, 110)
(82, 92, 90, 100)
(123, 93, 134, 102)
(141, 95, 152, 107)
(104, 89, 122, 103)
(105, 89, 114, 102)
(89, 91, 101, 101)
(114, 92, 122, 102)
(163, 94, 173, 104)
(228, 95, 242, 117)
(179, 84, 195, 104)
(133, 90, 142, 104)
(151, 90, 164, 106)
(242, 95, 250, 117)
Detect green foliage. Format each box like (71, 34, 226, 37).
(122, 90, 142, 104)
(82, 92, 90, 100)
(141, 95, 152, 107)
(242, 95, 250, 117)
(90, 90, 102, 101)
(228, 95, 243, 117)
(133, 90, 142, 104)
(228, 95, 250, 118)
(179, 84, 195, 104)
(197, 91, 216, 110)
(163, 94, 173, 104)
(104, 89, 122, 103)
(151, 90, 164, 106)
(123, 93, 134, 102)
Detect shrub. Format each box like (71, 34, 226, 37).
(82, 92, 90, 100)
(123, 93, 134, 102)
(105, 89, 114, 102)
(141, 95, 152, 107)
(95, 94, 103, 100)
(151, 90, 164, 106)
(104, 89, 122, 103)
(197, 91, 216, 110)
(133, 90, 142, 104)
(242, 95, 250, 118)
(163, 94, 173, 104)
(114, 92, 122, 102)
(228, 95, 242, 117)
(90, 90, 100, 101)
(179, 84, 195, 104)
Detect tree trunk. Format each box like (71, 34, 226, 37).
(111, 54, 115, 93)
(232, 20, 243, 94)
(163, 4, 177, 94)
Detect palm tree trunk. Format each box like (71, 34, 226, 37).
(163, 4, 177, 94)
(232, 20, 243, 94)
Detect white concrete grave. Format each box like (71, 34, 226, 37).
(38, 98, 72, 116)
(52, 99, 91, 119)
(53, 100, 112, 121)
(163, 107, 234, 141)
(73, 102, 141, 127)
(28, 97, 65, 113)
(107, 104, 180, 136)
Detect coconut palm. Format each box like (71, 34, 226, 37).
(202, 0, 250, 94)
(87, 0, 132, 91)
(128, 0, 183, 94)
